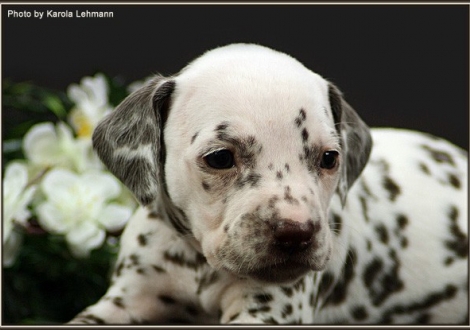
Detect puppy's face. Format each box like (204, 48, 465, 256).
(164, 46, 341, 283)
(92, 44, 372, 284)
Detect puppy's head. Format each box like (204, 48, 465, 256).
(93, 44, 372, 284)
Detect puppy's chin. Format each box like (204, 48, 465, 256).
(245, 262, 312, 284)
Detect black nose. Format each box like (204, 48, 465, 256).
(273, 220, 315, 254)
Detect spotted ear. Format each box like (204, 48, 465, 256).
(328, 83, 373, 206)
(92, 75, 175, 205)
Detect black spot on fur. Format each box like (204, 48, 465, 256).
(323, 248, 357, 306)
(359, 196, 370, 222)
(281, 286, 294, 297)
(152, 264, 166, 273)
(383, 176, 401, 201)
(215, 122, 229, 132)
(282, 304, 293, 318)
(375, 224, 389, 244)
(202, 181, 211, 191)
(351, 305, 368, 320)
(137, 234, 147, 246)
(254, 293, 274, 304)
(419, 162, 431, 175)
(448, 173, 461, 189)
(330, 212, 342, 235)
(248, 305, 271, 315)
(262, 316, 279, 324)
(422, 145, 455, 166)
(363, 258, 383, 287)
(163, 251, 206, 270)
(276, 171, 283, 180)
(236, 172, 262, 188)
(396, 214, 408, 230)
(400, 237, 408, 248)
(228, 313, 240, 322)
(379, 284, 458, 323)
(191, 132, 199, 144)
(295, 109, 307, 127)
(268, 163, 274, 170)
(284, 186, 299, 205)
(129, 254, 140, 266)
(285, 163, 290, 172)
(301, 128, 309, 142)
(445, 205, 468, 258)
(317, 271, 335, 299)
(115, 260, 124, 277)
(366, 250, 404, 306)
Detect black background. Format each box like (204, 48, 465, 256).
(3, 4, 469, 149)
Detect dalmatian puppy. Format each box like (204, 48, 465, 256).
(69, 43, 468, 324)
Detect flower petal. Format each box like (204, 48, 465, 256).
(66, 222, 105, 258)
(81, 171, 121, 200)
(41, 168, 79, 201)
(98, 204, 133, 232)
(35, 202, 70, 234)
(23, 122, 59, 165)
(3, 230, 23, 267)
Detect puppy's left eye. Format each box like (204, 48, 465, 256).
(320, 151, 339, 169)
(204, 149, 235, 169)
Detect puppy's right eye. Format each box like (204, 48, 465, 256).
(204, 150, 235, 169)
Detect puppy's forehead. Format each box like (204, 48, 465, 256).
(171, 44, 333, 135)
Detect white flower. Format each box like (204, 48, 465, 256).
(3, 162, 37, 267)
(67, 73, 112, 138)
(35, 168, 133, 258)
(23, 121, 102, 172)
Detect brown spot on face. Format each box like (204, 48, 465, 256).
(284, 186, 299, 205)
(301, 128, 309, 142)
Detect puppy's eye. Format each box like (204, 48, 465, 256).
(204, 150, 235, 169)
(320, 151, 339, 169)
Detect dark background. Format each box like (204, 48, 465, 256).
(3, 4, 469, 149)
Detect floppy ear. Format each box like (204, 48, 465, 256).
(328, 83, 372, 206)
(92, 75, 175, 206)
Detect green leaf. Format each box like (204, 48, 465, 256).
(43, 95, 67, 119)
